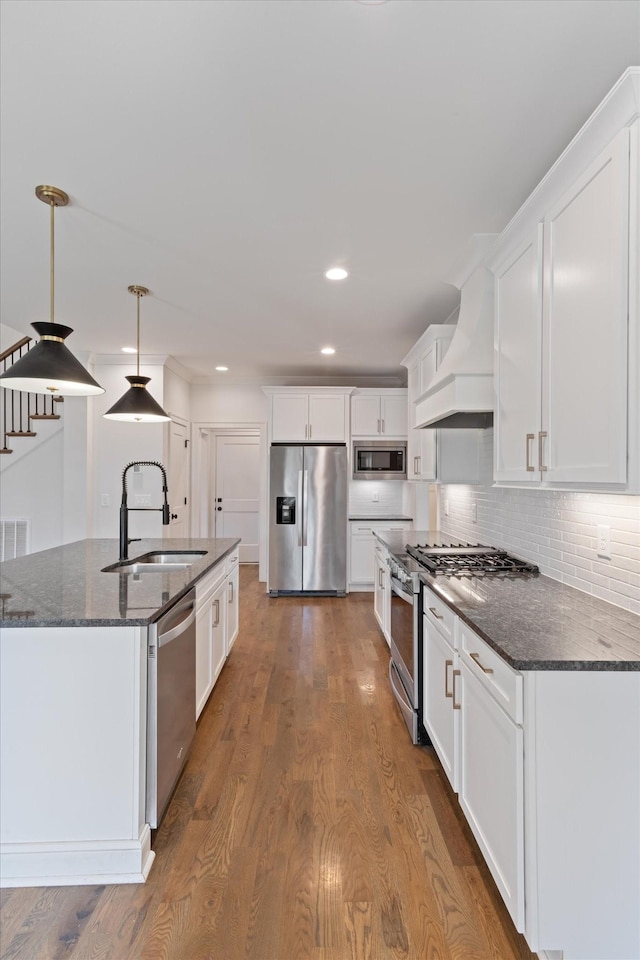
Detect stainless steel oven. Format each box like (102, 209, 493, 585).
(387, 560, 424, 744)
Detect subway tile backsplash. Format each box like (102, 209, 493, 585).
(349, 480, 405, 516)
(437, 430, 640, 614)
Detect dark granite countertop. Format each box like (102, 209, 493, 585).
(0, 538, 240, 627)
(375, 530, 640, 672)
(349, 515, 413, 522)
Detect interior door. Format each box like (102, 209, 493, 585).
(214, 435, 260, 562)
(168, 419, 189, 538)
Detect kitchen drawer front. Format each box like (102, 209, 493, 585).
(196, 562, 227, 606)
(225, 548, 239, 575)
(352, 521, 412, 536)
(423, 585, 456, 644)
(459, 622, 523, 724)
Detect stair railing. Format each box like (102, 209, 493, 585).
(0, 337, 63, 455)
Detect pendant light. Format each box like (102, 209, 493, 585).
(103, 286, 170, 422)
(0, 186, 105, 396)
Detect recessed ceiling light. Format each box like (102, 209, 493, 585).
(325, 267, 348, 281)
(121, 347, 137, 354)
(215, 365, 229, 372)
(321, 346, 336, 355)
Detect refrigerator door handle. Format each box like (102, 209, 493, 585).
(302, 470, 309, 546)
(297, 470, 304, 546)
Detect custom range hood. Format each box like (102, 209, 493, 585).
(415, 262, 495, 429)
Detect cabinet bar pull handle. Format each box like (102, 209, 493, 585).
(452, 668, 461, 709)
(470, 652, 493, 674)
(229, 580, 234, 603)
(304, 423, 308, 439)
(309, 423, 312, 439)
(381, 419, 385, 433)
(378, 568, 383, 588)
(526, 433, 535, 471)
(357, 526, 372, 532)
(414, 456, 419, 474)
(445, 659, 453, 698)
(377, 419, 381, 433)
(429, 606, 444, 620)
(213, 599, 220, 627)
(538, 431, 547, 472)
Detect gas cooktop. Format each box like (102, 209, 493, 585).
(405, 542, 538, 575)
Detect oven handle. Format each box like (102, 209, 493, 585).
(389, 658, 413, 712)
(390, 576, 414, 604)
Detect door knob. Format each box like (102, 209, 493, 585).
(217, 506, 222, 511)
(171, 513, 178, 520)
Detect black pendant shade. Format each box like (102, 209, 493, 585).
(0, 322, 105, 396)
(103, 375, 170, 422)
(103, 285, 170, 423)
(0, 185, 105, 398)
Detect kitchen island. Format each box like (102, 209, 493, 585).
(376, 530, 640, 960)
(0, 537, 239, 888)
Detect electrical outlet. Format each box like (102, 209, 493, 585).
(101, 493, 110, 507)
(471, 502, 477, 523)
(371, 489, 379, 502)
(597, 524, 611, 559)
(444, 500, 449, 517)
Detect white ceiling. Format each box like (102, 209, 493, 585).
(1, 0, 638, 384)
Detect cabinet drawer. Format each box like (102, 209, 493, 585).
(423, 585, 455, 644)
(196, 562, 226, 605)
(459, 622, 523, 724)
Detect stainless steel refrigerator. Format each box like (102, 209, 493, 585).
(269, 444, 347, 595)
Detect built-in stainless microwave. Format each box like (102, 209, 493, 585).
(352, 440, 407, 481)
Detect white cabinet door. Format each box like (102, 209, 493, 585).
(195, 578, 227, 719)
(350, 533, 375, 584)
(373, 550, 390, 646)
(380, 395, 407, 437)
(407, 363, 421, 480)
(458, 661, 525, 932)
(271, 394, 308, 442)
(225, 553, 240, 654)
(423, 618, 458, 790)
(352, 395, 381, 436)
(542, 129, 629, 484)
(308, 394, 347, 442)
(195, 601, 213, 719)
(494, 232, 542, 482)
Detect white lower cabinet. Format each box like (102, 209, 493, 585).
(195, 548, 240, 719)
(422, 614, 458, 791)
(422, 588, 640, 959)
(423, 588, 525, 932)
(373, 545, 390, 646)
(458, 659, 524, 932)
(225, 552, 239, 654)
(349, 520, 412, 590)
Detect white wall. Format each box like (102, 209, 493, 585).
(437, 429, 640, 614)
(0, 430, 64, 553)
(164, 366, 191, 422)
(191, 382, 267, 423)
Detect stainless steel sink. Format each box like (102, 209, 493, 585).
(102, 550, 207, 573)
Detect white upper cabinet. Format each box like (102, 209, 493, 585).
(542, 130, 629, 484)
(494, 232, 542, 483)
(351, 390, 408, 438)
(403, 326, 480, 483)
(264, 387, 353, 443)
(491, 70, 640, 492)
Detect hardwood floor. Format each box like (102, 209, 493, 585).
(0, 567, 535, 960)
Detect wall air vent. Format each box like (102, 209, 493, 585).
(0, 518, 30, 561)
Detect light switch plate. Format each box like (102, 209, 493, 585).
(597, 524, 611, 559)
(371, 490, 379, 502)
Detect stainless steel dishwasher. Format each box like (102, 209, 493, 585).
(146, 588, 196, 828)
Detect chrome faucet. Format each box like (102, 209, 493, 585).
(120, 460, 170, 561)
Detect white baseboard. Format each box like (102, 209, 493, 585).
(0, 825, 155, 887)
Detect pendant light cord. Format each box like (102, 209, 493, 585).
(136, 292, 141, 377)
(50, 199, 55, 325)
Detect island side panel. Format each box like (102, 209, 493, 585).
(0, 625, 151, 886)
(524, 670, 640, 960)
